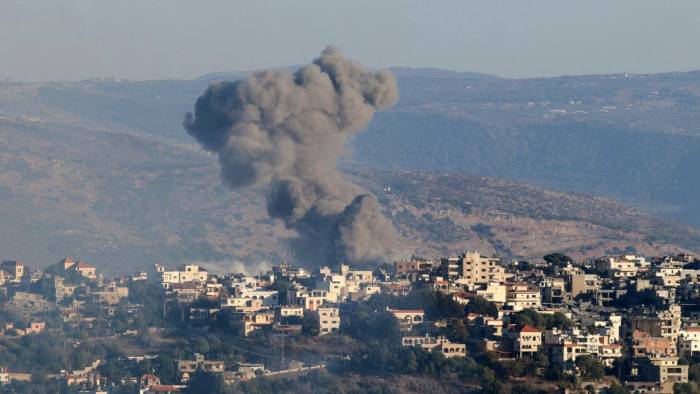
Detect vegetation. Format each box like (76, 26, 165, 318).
(465, 296, 498, 318)
(508, 309, 572, 330)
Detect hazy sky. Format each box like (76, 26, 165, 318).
(2, 0, 700, 82)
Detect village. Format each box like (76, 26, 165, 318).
(0, 250, 700, 393)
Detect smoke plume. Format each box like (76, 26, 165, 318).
(184, 47, 399, 267)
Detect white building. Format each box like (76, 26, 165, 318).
(318, 307, 340, 335)
(157, 264, 208, 287)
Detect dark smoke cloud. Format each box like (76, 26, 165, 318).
(184, 47, 399, 266)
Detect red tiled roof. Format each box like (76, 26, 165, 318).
(519, 325, 541, 333)
(140, 373, 160, 383)
(73, 262, 95, 269)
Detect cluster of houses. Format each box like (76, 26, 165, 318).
(4, 249, 700, 392)
(425, 251, 700, 393)
(149, 250, 700, 392)
(157, 262, 369, 338)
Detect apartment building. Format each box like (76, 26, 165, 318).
(157, 264, 208, 287)
(440, 251, 506, 286)
(505, 283, 541, 311)
(318, 307, 340, 335)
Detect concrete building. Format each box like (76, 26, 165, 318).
(595, 255, 645, 278)
(678, 327, 700, 356)
(440, 251, 505, 286)
(157, 264, 208, 287)
(570, 273, 601, 298)
(632, 330, 677, 357)
(475, 282, 507, 304)
(389, 309, 425, 331)
(317, 307, 340, 335)
(505, 283, 541, 311)
(634, 356, 688, 387)
(401, 335, 466, 358)
(0, 261, 24, 280)
(514, 325, 542, 357)
(177, 353, 225, 382)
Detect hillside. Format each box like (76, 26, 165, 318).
(0, 114, 698, 274)
(3, 68, 700, 227)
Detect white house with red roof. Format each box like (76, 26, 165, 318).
(59, 257, 97, 279)
(514, 325, 542, 357)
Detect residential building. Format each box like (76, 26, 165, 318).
(440, 251, 506, 285)
(317, 307, 340, 335)
(505, 283, 541, 311)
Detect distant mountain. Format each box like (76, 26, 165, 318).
(3, 68, 700, 227)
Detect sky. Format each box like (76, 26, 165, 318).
(2, 0, 700, 82)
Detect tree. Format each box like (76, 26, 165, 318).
(510, 309, 572, 330)
(543, 253, 573, 267)
(576, 356, 605, 379)
(465, 296, 498, 318)
(675, 382, 700, 394)
(186, 369, 225, 394)
(341, 310, 401, 343)
(128, 281, 164, 327)
(155, 353, 178, 384)
(301, 311, 319, 337)
(512, 383, 547, 394)
(604, 383, 628, 394)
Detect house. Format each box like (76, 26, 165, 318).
(550, 341, 589, 365)
(505, 283, 541, 311)
(598, 344, 623, 367)
(570, 273, 601, 298)
(440, 251, 505, 285)
(541, 277, 566, 305)
(237, 288, 279, 306)
(0, 270, 13, 286)
(177, 353, 225, 382)
(594, 314, 622, 343)
(317, 307, 340, 335)
(632, 305, 682, 343)
(0, 261, 24, 280)
(678, 327, 700, 356)
(229, 311, 274, 336)
(632, 330, 676, 357)
(157, 264, 208, 287)
(70, 262, 97, 279)
(59, 257, 97, 279)
(25, 321, 45, 335)
(388, 309, 425, 331)
(394, 258, 438, 276)
(632, 356, 688, 388)
(139, 374, 184, 394)
(401, 335, 466, 358)
(291, 288, 331, 311)
(475, 282, 507, 304)
(142, 384, 184, 393)
(513, 325, 542, 357)
(595, 255, 643, 278)
(275, 306, 304, 320)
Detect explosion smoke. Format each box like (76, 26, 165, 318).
(184, 47, 399, 266)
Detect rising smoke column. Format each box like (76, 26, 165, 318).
(184, 47, 399, 266)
